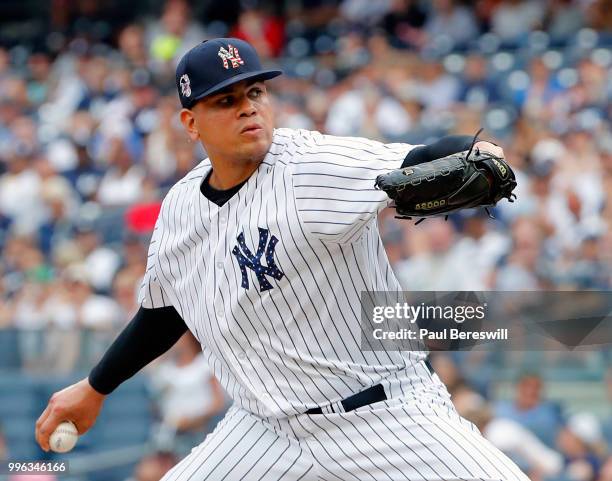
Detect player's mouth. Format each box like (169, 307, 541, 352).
(240, 124, 263, 136)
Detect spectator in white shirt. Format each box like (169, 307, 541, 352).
(150, 333, 227, 455)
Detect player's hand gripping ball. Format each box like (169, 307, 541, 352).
(375, 142, 517, 220)
(49, 421, 79, 453)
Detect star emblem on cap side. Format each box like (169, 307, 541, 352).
(180, 74, 191, 97)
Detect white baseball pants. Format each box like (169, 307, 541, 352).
(160, 395, 529, 481)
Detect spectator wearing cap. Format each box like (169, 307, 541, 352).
(558, 412, 607, 481)
(495, 372, 565, 448)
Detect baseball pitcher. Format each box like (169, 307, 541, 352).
(36, 38, 524, 481)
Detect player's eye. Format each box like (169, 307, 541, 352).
(218, 96, 234, 106)
(249, 88, 263, 98)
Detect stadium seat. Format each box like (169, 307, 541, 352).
(94, 419, 151, 447)
(6, 439, 40, 460)
(0, 392, 38, 417)
(0, 329, 21, 369)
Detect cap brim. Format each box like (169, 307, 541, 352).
(186, 69, 282, 107)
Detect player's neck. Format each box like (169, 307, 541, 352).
(207, 158, 261, 190)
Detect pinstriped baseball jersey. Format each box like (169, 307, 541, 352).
(139, 127, 430, 418)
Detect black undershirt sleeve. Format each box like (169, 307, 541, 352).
(401, 135, 477, 168)
(88, 306, 188, 395)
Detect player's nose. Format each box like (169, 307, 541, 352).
(237, 95, 257, 118)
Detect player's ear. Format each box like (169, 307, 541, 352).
(180, 108, 199, 142)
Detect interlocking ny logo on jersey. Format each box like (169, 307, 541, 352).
(232, 228, 284, 291)
(218, 44, 244, 69)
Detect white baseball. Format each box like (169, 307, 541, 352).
(49, 421, 79, 453)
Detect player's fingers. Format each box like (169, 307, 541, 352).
(35, 404, 53, 451)
(38, 411, 65, 452)
(36, 395, 66, 451)
(475, 141, 504, 158)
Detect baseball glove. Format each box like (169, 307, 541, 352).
(374, 143, 517, 221)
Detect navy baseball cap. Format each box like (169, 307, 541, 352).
(176, 38, 282, 108)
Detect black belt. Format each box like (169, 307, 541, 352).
(305, 358, 435, 415)
(305, 383, 386, 415)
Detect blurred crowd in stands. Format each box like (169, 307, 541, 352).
(431, 359, 612, 481)
(0, 0, 611, 479)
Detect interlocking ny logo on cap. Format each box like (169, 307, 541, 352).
(180, 74, 191, 97)
(218, 44, 244, 69)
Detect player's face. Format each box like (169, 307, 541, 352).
(181, 80, 274, 166)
